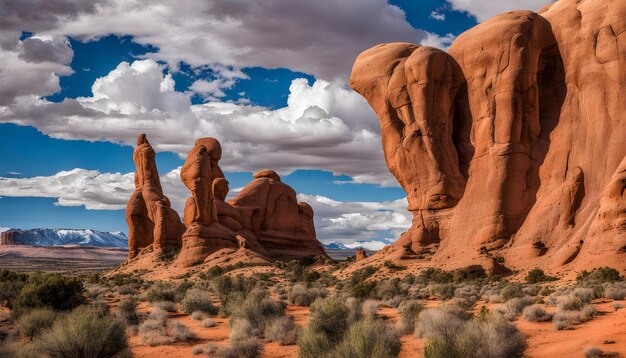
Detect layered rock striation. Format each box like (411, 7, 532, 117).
(350, 0, 625, 271)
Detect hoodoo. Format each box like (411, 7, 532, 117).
(125, 136, 326, 268)
(350, 0, 626, 272)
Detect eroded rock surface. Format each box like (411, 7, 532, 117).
(126, 134, 185, 258)
(350, 0, 626, 271)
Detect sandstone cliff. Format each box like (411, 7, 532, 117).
(350, 0, 625, 272)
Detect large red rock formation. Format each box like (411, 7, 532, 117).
(228, 170, 325, 260)
(126, 134, 185, 258)
(165, 138, 325, 267)
(350, 0, 625, 272)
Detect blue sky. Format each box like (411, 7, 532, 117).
(0, 0, 549, 248)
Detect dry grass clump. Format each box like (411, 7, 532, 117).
(420, 308, 526, 358)
(552, 295, 597, 330)
(497, 296, 535, 320)
(362, 299, 380, 318)
(17, 308, 57, 338)
(287, 283, 325, 306)
(28, 305, 130, 357)
(333, 318, 401, 358)
(265, 316, 299, 345)
(180, 289, 217, 315)
(584, 346, 605, 358)
(116, 296, 139, 325)
(191, 311, 207, 320)
(226, 287, 285, 332)
(153, 300, 177, 312)
(604, 282, 626, 300)
(139, 307, 197, 345)
(522, 305, 552, 322)
(396, 300, 423, 334)
(145, 281, 177, 303)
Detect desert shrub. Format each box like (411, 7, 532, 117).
(169, 321, 197, 341)
(500, 283, 524, 301)
(454, 314, 526, 358)
(334, 318, 401, 358)
(612, 302, 623, 311)
(422, 312, 525, 358)
(199, 265, 225, 280)
(558, 296, 584, 311)
(227, 287, 285, 331)
(385, 295, 404, 308)
(553, 304, 597, 330)
(572, 287, 596, 303)
(116, 296, 139, 325)
(396, 300, 423, 334)
(202, 318, 217, 327)
(374, 279, 404, 300)
(180, 289, 217, 315)
(285, 260, 320, 283)
(265, 316, 299, 345)
(524, 269, 558, 284)
(415, 306, 465, 341)
(349, 266, 378, 286)
(419, 268, 453, 284)
(153, 300, 177, 312)
(29, 305, 129, 357)
(191, 311, 206, 320)
(211, 275, 256, 304)
(429, 283, 456, 300)
(577, 267, 622, 284)
(352, 281, 377, 298)
(522, 305, 552, 322)
(223, 319, 262, 357)
(0, 269, 29, 309)
(363, 299, 379, 318)
(18, 308, 57, 338)
(346, 297, 363, 324)
(305, 297, 350, 344)
(383, 260, 406, 272)
(604, 282, 626, 300)
(453, 265, 486, 283)
(288, 284, 325, 306)
(584, 346, 604, 358)
(11, 272, 85, 317)
(522, 285, 541, 297)
(145, 282, 176, 303)
(497, 296, 535, 320)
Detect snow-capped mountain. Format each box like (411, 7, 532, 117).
(0, 228, 128, 247)
(322, 242, 350, 250)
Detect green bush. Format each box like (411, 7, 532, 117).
(352, 281, 377, 298)
(524, 269, 558, 284)
(419, 268, 453, 284)
(349, 266, 378, 286)
(305, 297, 350, 345)
(453, 266, 486, 283)
(577, 267, 622, 283)
(18, 308, 57, 338)
(500, 283, 524, 301)
(29, 306, 129, 357)
(145, 282, 176, 303)
(286, 260, 320, 282)
(334, 318, 401, 358)
(0, 269, 28, 309)
(12, 272, 86, 317)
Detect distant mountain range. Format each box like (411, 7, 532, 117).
(0, 228, 128, 247)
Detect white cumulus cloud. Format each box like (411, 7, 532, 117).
(446, 0, 552, 22)
(0, 169, 411, 244)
